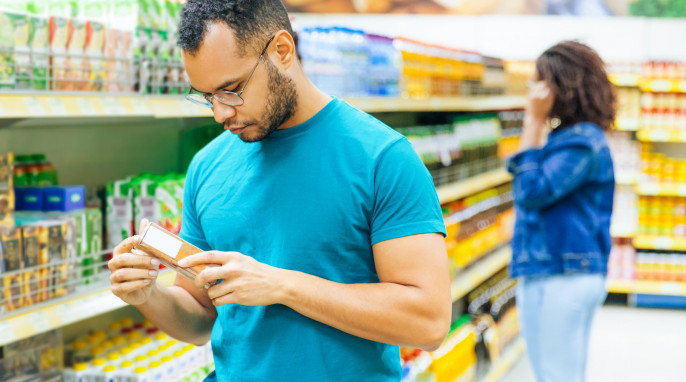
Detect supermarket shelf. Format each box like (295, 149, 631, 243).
(481, 337, 526, 382)
(639, 79, 686, 93)
(0, 94, 214, 119)
(611, 227, 636, 238)
(0, 94, 525, 119)
(451, 246, 512, 302)
(636, 129, 686, 142)
(608, 280, 686, 296)
(345, 96, 526, 113)
(636, 182, 686, 196)
(614, 117, 640, 132)
(0, 272, 175, 347)
(633, 235, 686, 251)
(609, 74, 640, 87)
(437, 169, 512, 204)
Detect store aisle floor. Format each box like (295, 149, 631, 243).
(504, 304, 686, 381)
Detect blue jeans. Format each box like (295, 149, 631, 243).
(517, 274, 607, 382)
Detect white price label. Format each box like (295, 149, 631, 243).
(23, 97, 47, 116)
(180, 99, 201, 116)
(640, 183, 660, 195)
(101, 97, 127, 115)
(132, 100, 151, 115)
(650, 80, 672, 92)
(680, 81, 686, 93)
(46, 97, 68, 116)
(653, 237, 673, 250)
(677, 185, 686, 197)
(76, 98, 98, 115)
(660, 282, 682, 295)
(650, 131, 670, 142)
(56, 302, 74, 323)
(29, 311, 52, 333)
(0, 321, 16, 345)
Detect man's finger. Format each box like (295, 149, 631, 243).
(113, 235, 142, 256)
(212, 292, 236, 307)
(111, 268, 158, 284)
(138, 218, 150, 236)
(195, 266, 235, 290)
(178, 251, 235, 268)
(108, 253, 160, 272)
(112, 279, 151, 296)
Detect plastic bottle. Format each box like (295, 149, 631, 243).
(109, 322, 123, 338)
(112, 336, 127, 350)
(89, 358, 107, 382)
(134, 366, 150, 382)
(103, 365, 118, 382)
(148, 361, 163, 382)
(128, 331, 142, 342)
(119, 347, 135, 362)
(69, 340, 90, 365)
(107, 352, 121, 365)
(160, 356, 175, 380)
(134, 355, 147, 367)
(63, 362, 90, 382)
(147, 350, 160, 363)
(93, 331, 107, 341)
(118, 360, 136, 380)
(173, 350, 188, 379)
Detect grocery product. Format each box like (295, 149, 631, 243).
(1, 226, 23, 312)
(608, 238, 636, 281)
(0, 330, 63, 381)
(21, 224, 49, 306)
(0, 153, 15, 226)
(135, 222, 211, 284)
(49, 15, 70, 90)
(106, 178, 133, 249)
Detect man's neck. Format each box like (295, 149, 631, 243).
(278, 75, 332, 130)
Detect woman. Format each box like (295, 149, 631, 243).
(507, 41, 616, 382)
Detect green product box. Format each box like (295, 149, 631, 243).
(30, 15, 49, 90)
(9, 12, 33, 90)
(85, 207, 103, 283)
(132, 176, 158, 234)
(0, 12, 16, 90)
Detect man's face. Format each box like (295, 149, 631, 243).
(182, 23, 297, 142)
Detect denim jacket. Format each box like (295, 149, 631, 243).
(506, 122, 614, 278)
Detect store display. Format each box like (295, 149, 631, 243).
(608, 131, 641, 182)
(63, 317, 214, 382)
(611, 185, 638, 237)
(635, 249, 686, 282)
(0, 330, 63, 381)
(639, 143, 686, 184)
(498, 111, 524, 159)
(13, 154, 58, 187)
(608, 238, 636, 281)
(0, 153, 14, 226)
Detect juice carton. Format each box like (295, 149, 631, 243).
(43, 185, 86, 212)
(30, 15, 50, 90)
(9, 12, 33, 90)
(132, 177, 158, 235)
(85, 20, 105, 91)
(49, 15, 71, 90)
(0, 11, 16, 90)
(104, 28, 120, 92)
(66, 18, 87, 91)
(106, 179, 133, 249)
(111, 0, 139, 32)
(85, 207, 103, 283)
(155, 176, 182, 235)
(2, 226, 24, 312)
(0, 153, 15, 226)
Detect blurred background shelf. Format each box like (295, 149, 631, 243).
(437, 169, 512, 204)
(451, 246, 512, 302)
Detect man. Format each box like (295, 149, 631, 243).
(108, 0, 451, 380)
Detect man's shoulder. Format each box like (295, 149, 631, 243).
(331, 99, 406, 150)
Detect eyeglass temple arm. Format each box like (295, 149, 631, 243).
(238, 36, 275, 97)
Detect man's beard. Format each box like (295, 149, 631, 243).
(232, 59, 298, 143)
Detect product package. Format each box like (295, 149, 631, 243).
(45, 220, 75, 298)
(0, 153, 15, 226)
(134, 223, 212, 284)
(2, 226, 24, 312)
(66, 18, 87, 91)
(85, 20, 105, 91)
(43, 185, 86, 212)
(0, 11, 16, 90)
(30, 15, 50, 90)
(106, 178, 133, 250)
(155, 175, 183, 234)
(10, 12, 32, 90)
(49, 16, 71, 90)
(132, 177, 158, 234)
(22, 225, 49, 306)
(15, 187, 44, 211)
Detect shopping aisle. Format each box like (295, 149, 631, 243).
(504, 305, 686, 381)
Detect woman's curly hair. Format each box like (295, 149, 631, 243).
(536, 41, 617, 131)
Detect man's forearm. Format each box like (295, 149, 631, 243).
(279, 270, 450, 351)
(135, 283, 217, 345)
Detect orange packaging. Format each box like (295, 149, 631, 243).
(134, 223, 214, 285)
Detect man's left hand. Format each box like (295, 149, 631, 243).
(179, 252, 288, 307)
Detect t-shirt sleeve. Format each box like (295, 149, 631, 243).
(179, 158, 211, 251)
(370, 137, 447, 246)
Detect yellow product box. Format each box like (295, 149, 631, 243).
(2, 226, 24, 312)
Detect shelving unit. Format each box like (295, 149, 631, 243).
(481, 337, 526, 382)
(608, 280, 686, 296)
(639, 80, 686, 93)
(636, 130, 686, 143)
(615, 118, 641, 132)
(633, 235, 686, 251)
(0, 272, 175, 347)
(451, 246, 511, 302)
(437, 169, 512, 205)
(0, 94, 526, 119)
(636, 182, 686, 197)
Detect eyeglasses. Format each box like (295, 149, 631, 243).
(186, 36, 275, 108)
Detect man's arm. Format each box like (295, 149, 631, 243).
(185, 232, 452, 351)
(109, 221, 218, 346)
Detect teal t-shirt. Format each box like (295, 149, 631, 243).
(180, 98, 446, 382)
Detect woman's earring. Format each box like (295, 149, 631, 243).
(550, 117, 562, 129)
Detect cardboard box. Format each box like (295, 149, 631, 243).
(0, 153, 15, 226)
(67, 18, 87, 91)
(49, 16, 71, 90)
(85, 21, 106, 91)
(15, 187, 44, 211)
(106, 179, 133, 249)
(9, 12, 32, 90)
(45, 221, 71, 298)
(43, 186, 86, 212)
(85, 208, 103, 283)
(2, 226, 24, 312)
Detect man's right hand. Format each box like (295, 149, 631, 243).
(108, 219, 160, 306)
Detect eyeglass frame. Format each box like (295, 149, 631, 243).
(186, 35, 276, 108)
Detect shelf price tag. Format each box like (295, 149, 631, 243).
(639, 183, 660, 195)
(24, 97, 47, 116)
(46, 97, 68, 116)
(76, 98, 98, 116)
(0, 321, 17, 345)
(650, 130, 670, 142)
(649, 80, 672, 93)
(101, 97, 127, 116)
(653, 237, 673, 250)
(29, 310, 52, 334)
(660, 282, 682, 295)
(132, 100, 151, 115)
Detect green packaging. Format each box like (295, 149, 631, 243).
(9, 12, 32, 90)
(30, 15, 49, 90)
(155, 175, 183, 235)
(0, 12, 16, 90)
(106, 179, 133, 250)
(85, 207, 103, 284)
(132, 176, 158, 234)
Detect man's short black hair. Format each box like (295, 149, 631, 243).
(178, 0, 294, 56)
